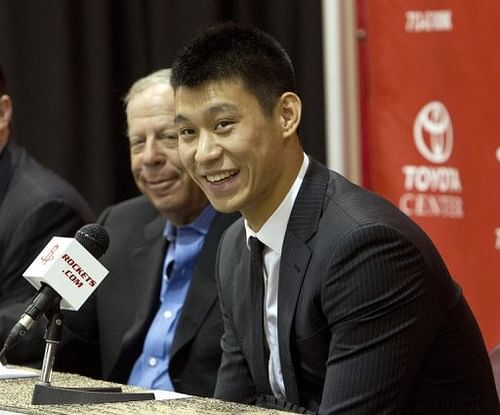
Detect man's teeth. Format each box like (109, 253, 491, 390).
(206, 170, 238, 183)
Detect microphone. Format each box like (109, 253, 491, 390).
(0, 224, 109, 360)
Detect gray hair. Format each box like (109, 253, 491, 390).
(124, 68, 171, 107)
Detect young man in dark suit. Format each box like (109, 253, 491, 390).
(0, 64, 95, 367)
(171, 24, 500, 413)
(59, 69, 237, 397)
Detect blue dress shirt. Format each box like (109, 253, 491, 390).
(128, 204, 217, 390)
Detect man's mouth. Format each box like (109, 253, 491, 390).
(147, 177, 174, 189)
(205, 169, 239, 183)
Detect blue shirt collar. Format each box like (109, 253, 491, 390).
(163, 204, 217, 241)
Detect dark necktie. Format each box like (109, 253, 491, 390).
(248, 236, 272, 394)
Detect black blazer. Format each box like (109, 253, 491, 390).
(59, 195, 238, 397)
(0, 141, 95, 366)
(214, 159, 499, 414)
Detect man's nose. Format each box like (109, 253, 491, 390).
(194, 131, 221, 164)
(142, 137, 165, 165)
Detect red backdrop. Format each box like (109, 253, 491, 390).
(358, 0, 500, 350)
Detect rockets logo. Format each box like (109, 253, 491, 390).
(41, 244, 59, 265)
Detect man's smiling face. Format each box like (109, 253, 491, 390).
(175, 79, 293, 230)
(128, 82, 207, 225)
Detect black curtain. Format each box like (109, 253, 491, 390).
(0, 0, 325, 214)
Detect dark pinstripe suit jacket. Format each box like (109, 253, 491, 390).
(58, 196, 238, 397)
(0, 141, 94, 366)
(214, 159, 499, 414)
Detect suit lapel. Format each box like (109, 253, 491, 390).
(231, 242, 250, 340)
(121, 215, 166, 350)
(170, 213, 238, 358)
(278, 159, 329, 403)
(0, 142, 15, 207)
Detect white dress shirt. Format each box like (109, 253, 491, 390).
(245, 153, 309, 399)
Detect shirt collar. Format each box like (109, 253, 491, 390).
(245, 153, 309, 254)
(164, 203, 217, 241)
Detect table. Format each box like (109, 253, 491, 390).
(0, 370, 290, 415)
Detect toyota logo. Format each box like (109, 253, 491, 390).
(413, 101, 453, 164)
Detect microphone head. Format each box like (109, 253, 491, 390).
(75, 224, 109, 258)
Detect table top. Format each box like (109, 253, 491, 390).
(0, 370, 290, 415)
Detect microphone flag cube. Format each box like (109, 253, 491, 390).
(23, 237, 109, 311)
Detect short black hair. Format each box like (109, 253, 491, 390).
(171, 23, 296, 117)
(0, 64, 6, 96)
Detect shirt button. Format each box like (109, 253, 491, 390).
(148, 357, 157, 367)
(164, 310, 173, 319)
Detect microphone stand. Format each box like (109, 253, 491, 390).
(31, 304, 155, 405)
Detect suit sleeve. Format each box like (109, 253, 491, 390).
(213, 237, 257, 404)
(320, 224, 433, 414)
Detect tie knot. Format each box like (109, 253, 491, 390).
(249, 236, 265, 268)
(249, 236, 264, 254)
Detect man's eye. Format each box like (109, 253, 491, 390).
(158, 133, 179, 148)
(158, 133, 178, 140)
(215, 120, 234, 131)
(179, 128, 196, 137)
(129, 138, 145, 153)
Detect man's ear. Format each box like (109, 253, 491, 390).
(0, 95, 12, 130)
(278, 92, 301, 138)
